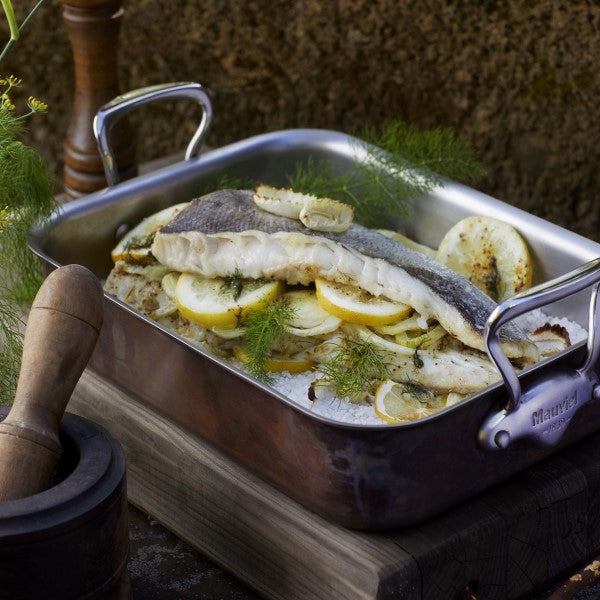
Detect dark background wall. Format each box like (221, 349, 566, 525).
(3, 1, 600, 240)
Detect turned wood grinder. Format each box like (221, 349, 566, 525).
(0, 264, 104, 499)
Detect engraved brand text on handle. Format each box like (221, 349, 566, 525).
(531, 392, 577, 427)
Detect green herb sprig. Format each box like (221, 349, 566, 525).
(0, 0, 46, 64)
(243, 300, 296, 384)
(0, 295, 23, 401)
(0, 77, 55, 404)
(221, 269, 244, 301)
(288, 120, 485, 228)
(0, 79, 54, 305)
(320, 338, 391, 402)
(0, 2, 55, 404)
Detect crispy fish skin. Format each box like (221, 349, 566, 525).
(152, 189, 536, 359)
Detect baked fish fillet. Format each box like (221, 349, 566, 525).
(152, 189, 536, 359)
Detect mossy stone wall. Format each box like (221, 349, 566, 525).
(4, 1, 600, 240)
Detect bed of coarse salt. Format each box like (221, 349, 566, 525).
(266, 309, 589, 427)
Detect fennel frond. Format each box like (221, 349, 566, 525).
(243, 300, 296, 383)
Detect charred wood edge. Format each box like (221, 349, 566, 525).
(547, 557, 600, 600)
(60, 0, 137, 199)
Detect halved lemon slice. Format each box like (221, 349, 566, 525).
(283, 290, 342, 337)
(374, 379, 439, 424)
(176, 275, 285, 328)
(435, 216, 532, 302)
(111, 202, 189, 263)
(315, 278, 411, 326)
(233, 347, 315, 374)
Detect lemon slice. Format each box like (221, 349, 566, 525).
(211, 326, 245, 339)
(233, 347, 315, 374)
(283, 290, 342, 337)
(111, 202, 189, 263)
(161, 272, 180, 302)
(376, 229, 436, 258)
(315, 278, 411, 326)
(349, 324, 414, 356)
(435, 216, 532, 302)
(176, 275, 285, 328)
(374, 314, 427, 336)
(374, 379, 439, 424)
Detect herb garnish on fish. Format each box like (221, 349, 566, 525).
(244, 300, 296, 383)
(221, 269, 244, 301)
(320, 338, 391, 402)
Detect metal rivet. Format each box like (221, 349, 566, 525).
(495, 430, 510, 449)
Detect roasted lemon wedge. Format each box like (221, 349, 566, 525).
(111, 202, 189, 264)
(176, 275, 285, 329)
(315, 278, 411, 326)
(374, 380, 440, 423)
(435, 216, 532, 302)
(233, 347, 315, 374)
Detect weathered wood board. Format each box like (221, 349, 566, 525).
(70, 370, 600, 599)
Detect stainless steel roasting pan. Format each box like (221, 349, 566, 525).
(28, 83, 600, 530)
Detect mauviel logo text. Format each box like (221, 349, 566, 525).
(531, 393, 577, 427)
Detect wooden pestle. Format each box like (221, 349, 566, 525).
(0, 264, 104, 501)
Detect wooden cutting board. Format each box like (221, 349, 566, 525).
(70, 369, 600, 600)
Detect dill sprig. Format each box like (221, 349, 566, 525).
(288, 120, 485, 228)
(320, 338, 391, 402)
(220, 269, 244, 301)
(243, 300, 296, 384)
(198, 173, 258, 196)
(0, 297, 23, 402)
(0, 107, 56, 303)
(0, 78, 56, 404)
(0, 1, 47, 64)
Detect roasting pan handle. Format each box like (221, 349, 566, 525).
(479, 257, 600, 450)
(93, 82, 213, 186)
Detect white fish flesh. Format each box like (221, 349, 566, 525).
(151, 189, 537, 359)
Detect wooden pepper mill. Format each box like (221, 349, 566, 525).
(0, 264, 104, 501)
(61, 0, 137, 198)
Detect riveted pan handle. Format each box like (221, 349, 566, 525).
(93, 82, 213, 186)
(479, 257, 600, 450)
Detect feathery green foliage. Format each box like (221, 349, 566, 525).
(288, 120, 485, 228)
(243, 300, 296, 384)
(198, 173, 257, 196)
(0, 2, 55, 405)
(320, 338, 391, 401)
(0, 76, 55, 404)
(0, 296, 23, 402)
